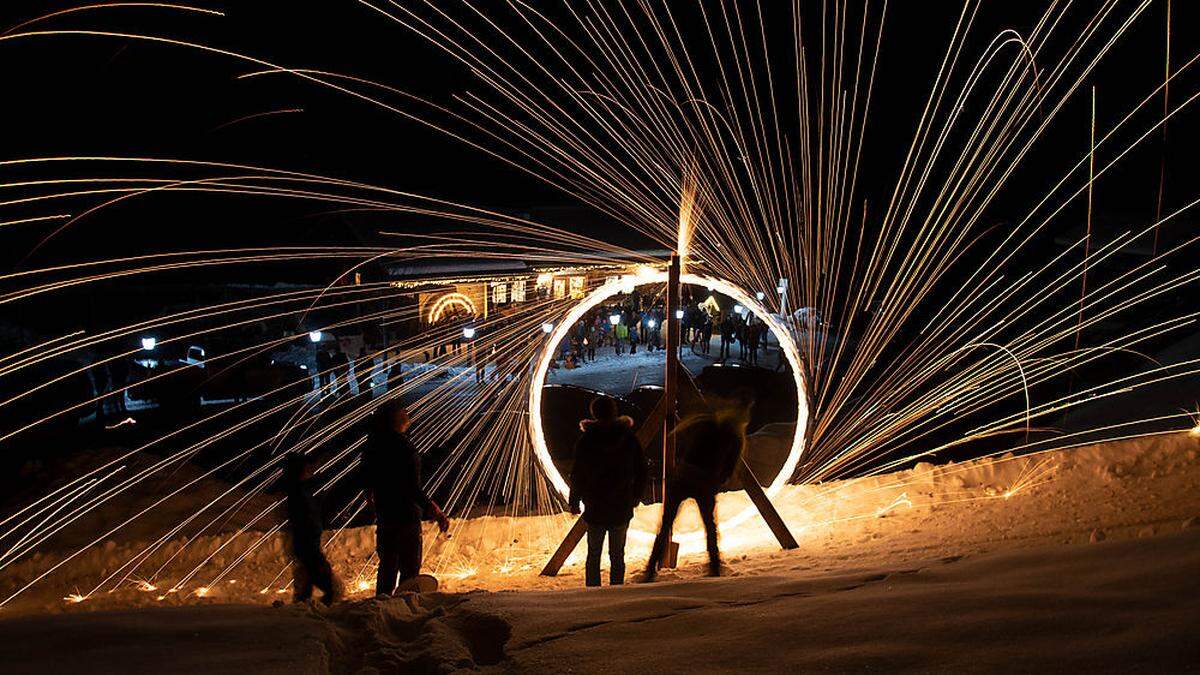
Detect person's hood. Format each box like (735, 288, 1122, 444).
(579, 415, 634, 433)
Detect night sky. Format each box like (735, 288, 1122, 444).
(0, 1, 1196, 313)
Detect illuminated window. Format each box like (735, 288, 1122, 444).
(553, 278, 567, 299)
(511, 280, 526, 302)
(569, 276, 586, 299)
(492, 282, 507, 304)
(535, 273, 553, 290)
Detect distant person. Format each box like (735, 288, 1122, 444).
(361, 401, 450, 596)
(746, 320, 761, 366)
(719, 314, 736, 361)
(570, 396, 647, 587)
(332, 347, 351, 394)
(356, 346, 374, 397)
(700, 313, 714, 355)
(315, 347, 333, 393)
(643, 404, 749, 581)
(385, 351, 405, 391)
(283, 452, 340, 605)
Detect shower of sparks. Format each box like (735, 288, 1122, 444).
(0, 0, 1197, 608)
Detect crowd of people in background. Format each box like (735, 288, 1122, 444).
(305, 292, 776, 405)
(552, 297, 771, 371)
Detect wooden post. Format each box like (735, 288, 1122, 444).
(540, 516, 588, 577)
(660, 253, 682, 568)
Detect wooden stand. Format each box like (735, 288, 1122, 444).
(541, 254, 795, 577)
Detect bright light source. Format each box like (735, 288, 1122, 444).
(609, 314, 621, 325)
(308, 331, 322, 343)
(777, 286, 786, 294)
(299, 364, 308, 371)
(140, 337, 156, 351)
(756, 291, 765, 300)
(647, 319, 656, 329)
(541, 322, 554, 334)
(462, 326, 476, 339)
(734, 305, 745, 315)
(675, 309, 684, 319)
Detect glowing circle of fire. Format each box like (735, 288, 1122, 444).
(426, 292, 477, 323)
(528, 269, 809, 543)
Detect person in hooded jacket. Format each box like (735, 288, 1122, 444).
(361, 400, 450, 596)
(569, 396, 648, 587)
(283, 452, 340, 605)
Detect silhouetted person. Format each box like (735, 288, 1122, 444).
(746, 320, 762, 365)
(315, 348, 333, 393)
(700, 314, 714, 354)
(361, 401, 450, 596)
(331, 347, 351, 395)
(569, 396, 647, 587)
(356, 346, 374, 396)
(643, 408, 748, 581)
(283, 452, 340, 605)
(719, 315, 736, 360)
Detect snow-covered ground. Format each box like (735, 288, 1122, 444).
(1, 432, 1197, 672)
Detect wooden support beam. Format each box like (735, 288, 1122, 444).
(539, 516, 588, 577)
(739, 459, 798, 550)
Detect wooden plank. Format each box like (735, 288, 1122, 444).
(540, 516, 588, 576)
(636, 397, 667, 449)
(740, 459, 798, 550)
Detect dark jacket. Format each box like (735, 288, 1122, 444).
(569, 416, 647, 526)
(676, 416, 743, 493)
(360, 429, 432, 524)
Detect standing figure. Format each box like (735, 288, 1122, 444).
(643, 407, 748, 581)
(283, 453, 340, 605)
(570, 396, 647, 587)
(746, 320, 761, 366)
(361, 401, 450, 596)
(315, 348, 333, 394)
(700, 313, 714, 355)
(719, 314, 736, 361)
(356, 346, 374, 397)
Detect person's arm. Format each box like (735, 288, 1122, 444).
(408, 451, 450, 532)
(568, 435, 586, 514)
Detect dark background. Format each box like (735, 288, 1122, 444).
(1, 2, 1195, 262)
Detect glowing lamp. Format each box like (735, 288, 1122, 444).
(308, 331, 322, 343)
(609, 314, 621, 325)
(675, 309, 684, 319)
(756, 291, 766, 300)
(647, 319, 657, 329)
(734, 305, 745, 315)
(541, 322, 554, 334)
(462, 326, 476, 339)
(140, 337, 156, 351)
